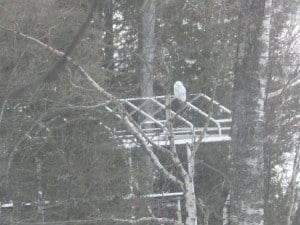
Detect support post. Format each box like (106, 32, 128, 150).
(128, 149, 136, 219)
(176, 197, 182, 223)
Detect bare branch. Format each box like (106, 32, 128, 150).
(7, 25, 185, 190)
(66, 103, 107, 110)
(0, 0, 98, 104)
(198, 160, 232, 187)
(160, 52, 189, 182)
(3, 103, 107, 187)
(0, 51, 26, 126)
(267, 77, 300, 98)
(11, 216, 183, 225)
(123, 114, 185, 190)
(0, 98, 7, 126)
(193, 84, 217, 154)
(267, 65, 300, 99)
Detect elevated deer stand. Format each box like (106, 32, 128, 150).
(105, 93, 231, 222)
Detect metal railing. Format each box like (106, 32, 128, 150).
(105, 93, 232, 146)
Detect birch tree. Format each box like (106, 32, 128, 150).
(262, 0, 300, 224)
(230, 0, 272, 224)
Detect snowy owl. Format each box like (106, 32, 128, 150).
(173, 81, 186, 103)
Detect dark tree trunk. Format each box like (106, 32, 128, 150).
(230, 0, 271, 224)
(137, 0, 157, 196)
(103, 0, 114, 70)
(140, 0, 156, 103)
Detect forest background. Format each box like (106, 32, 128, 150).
(0, 0, 299, 225)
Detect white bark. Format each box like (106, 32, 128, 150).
(185, 144, 197, 225)
(36, 158, 44, 222)
(284, 142, 300, 225)
(223, 193, 230, 225)
(165, 94, 198, 225)
(184, 182, 197, 225)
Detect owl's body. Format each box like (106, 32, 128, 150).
(173, 81, 186, 103)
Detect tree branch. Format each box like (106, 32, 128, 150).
(7, 25, 184, 190)
(267, 65, 300, 99)
(11, 216, 183, 225)
(0, 0, 98, 104)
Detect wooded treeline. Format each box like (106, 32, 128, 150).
(0, 0, 299, 225)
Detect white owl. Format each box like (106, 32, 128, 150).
(173, 81, 186, 103)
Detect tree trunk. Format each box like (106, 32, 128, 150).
(140, 0, 156, 102)
(292, 203, 300, 225)
(185, 183, 197, 225)
(230, 0, 271, 224)
(103, 0, 114, 70)
(138, 0, 156, 193)
(185, 144, 197, 225)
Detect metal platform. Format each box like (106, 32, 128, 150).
(106, 93, 231, 147)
